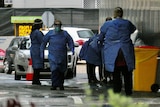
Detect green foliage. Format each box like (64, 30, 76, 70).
(108, 89, 149, 107)
(84, 87, 149, 107)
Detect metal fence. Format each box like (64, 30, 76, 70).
(0, 8, 99, 36)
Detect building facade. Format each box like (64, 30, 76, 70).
(10, 0, 100, 8)
(99, 0, 160, 34)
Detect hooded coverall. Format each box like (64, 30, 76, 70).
(40, 30, 74, 88)
(99, 18, 136, 95)
(30, 29, 44, 84)
(79, 35, 103, 83)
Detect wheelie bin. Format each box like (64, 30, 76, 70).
(133, 46, 160, 92)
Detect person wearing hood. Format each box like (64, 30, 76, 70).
(30, 19, 44, 85)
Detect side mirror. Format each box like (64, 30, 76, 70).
(74, 42, 79, 47)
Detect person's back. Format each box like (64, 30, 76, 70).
(106, 19, 134, 43)
(100, 7, 136, 72)
(99, 7, 136, 96)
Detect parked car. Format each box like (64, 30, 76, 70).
(3, 37, 20, 74)
(4, 28, 79, 80)
(13, 36, 78, 80)
(42, 27, 94, 59)
(0, 49, 5, 73)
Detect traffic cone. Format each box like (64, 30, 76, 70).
(26, 58, 33, 81)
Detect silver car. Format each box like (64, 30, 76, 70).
(13, 35, 78, 80)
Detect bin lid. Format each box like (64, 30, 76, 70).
(135, 46, 160, 63)
(135, 46, 160, 49)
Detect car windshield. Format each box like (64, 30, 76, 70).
(18, 38, 59, 50)
(77, 30, 94, 38)
(19, 38, 31, 49)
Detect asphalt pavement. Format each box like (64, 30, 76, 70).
(0, 70, 160, 107)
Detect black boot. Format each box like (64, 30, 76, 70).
(32, 69, 41, 85)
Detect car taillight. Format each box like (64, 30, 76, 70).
(76, 40, 85, 45)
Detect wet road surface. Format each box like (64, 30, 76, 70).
(0, 62, 160, 107)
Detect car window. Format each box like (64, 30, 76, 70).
(9, 38, 20, 47)
(19, 37, 48, 50)
(77, 30, 94, 38)
(20, 38, 31, 49)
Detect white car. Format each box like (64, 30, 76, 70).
(44, 27, 94, 58)
(13, 29, 79, 80)
(62, 27, 94, 58)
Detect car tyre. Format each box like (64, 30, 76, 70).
(4, 60, 12, 74)
(15, 72, 21, 80)
(0, 69, 4, 73)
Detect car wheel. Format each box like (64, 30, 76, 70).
(15, 72, 21, 80)
(4, 60, 12, 74)
(0, 69, 4, 73)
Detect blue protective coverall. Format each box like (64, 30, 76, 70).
(79, 34, 103, 82)
(40, 30, 74, 87)
(99, 18, 136, 72)
(30, 29, 44, 69)
(79, 34, 102, 66)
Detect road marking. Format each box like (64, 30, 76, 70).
(68, 96, 83, 104)
(0, 92, 9, 95)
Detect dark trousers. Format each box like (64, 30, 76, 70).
(51, 68, 64, 87)
(103, 68, 113, 83)
(86, 62, 102, 83)
(113, 66, 133, 95)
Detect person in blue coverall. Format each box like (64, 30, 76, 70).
(99, 7, 136, 95)
(79, 34, 102, 84)
(30, 19, 44, 85)
(40, 20, 74, 90)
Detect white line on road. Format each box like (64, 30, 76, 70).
(68, 96, 83, 104)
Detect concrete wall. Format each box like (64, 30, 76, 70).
(12, 0, 83, 8)
(99, 0, 160, 35)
